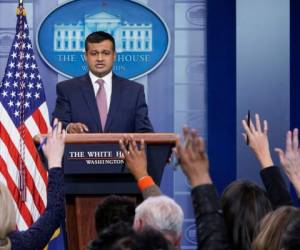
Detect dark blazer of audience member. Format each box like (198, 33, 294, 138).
(52, 31, 153, 133)
(87, 221, 170, 250)
(0, 120, 65, 250)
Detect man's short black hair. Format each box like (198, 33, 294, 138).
(87, 223, 169, 250)
(85, 31, 116, 52)
(87, 222, 135, 250)
(94, 195, 136, 237)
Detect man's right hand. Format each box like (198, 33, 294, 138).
(66, 122, 89, 133)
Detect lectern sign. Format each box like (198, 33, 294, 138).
(64, 144, 127, 174)
(68, 149, 124, 165)
(56, 133, 177, 195)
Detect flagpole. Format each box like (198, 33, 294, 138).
(16, 0, 27, 201)
(17, 0, 25, 16)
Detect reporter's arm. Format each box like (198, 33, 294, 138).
(176, 127, 230, 250)
(275, 128, 300, 199)
(260, 166, 293, 208)
(9, 168, 65, 250)
(119, 137, 161, 199)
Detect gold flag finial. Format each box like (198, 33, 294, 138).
(16, 0, 26, 16)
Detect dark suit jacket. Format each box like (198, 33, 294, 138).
(192, 184, 231, 250)
(52, 74, 153, 133)
(260, 166, 293, 208)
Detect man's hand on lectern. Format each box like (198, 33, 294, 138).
(66, 122, 89, 133)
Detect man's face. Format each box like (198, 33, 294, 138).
(85, 40, 116, 78)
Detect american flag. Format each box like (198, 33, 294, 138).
(0, 4, 49, 230)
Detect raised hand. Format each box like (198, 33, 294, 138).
(42, 118, 66, 168)
(119, 136, 148, 180)
(275, 128, 300, 197)
(175, 127, 211, 187)
(242, 113, 273, 168)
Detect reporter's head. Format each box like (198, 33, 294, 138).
(252, 206, 299, 250)
(221, 180, 272, 250)
(134, 195, 183, 248)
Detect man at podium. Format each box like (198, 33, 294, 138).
(52, 31, 153, 133)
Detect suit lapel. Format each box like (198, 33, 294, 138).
(105, 74, 122, 131)
(80, 74, 101, 132)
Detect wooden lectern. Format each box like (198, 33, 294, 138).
(35, 133, 177, 250)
